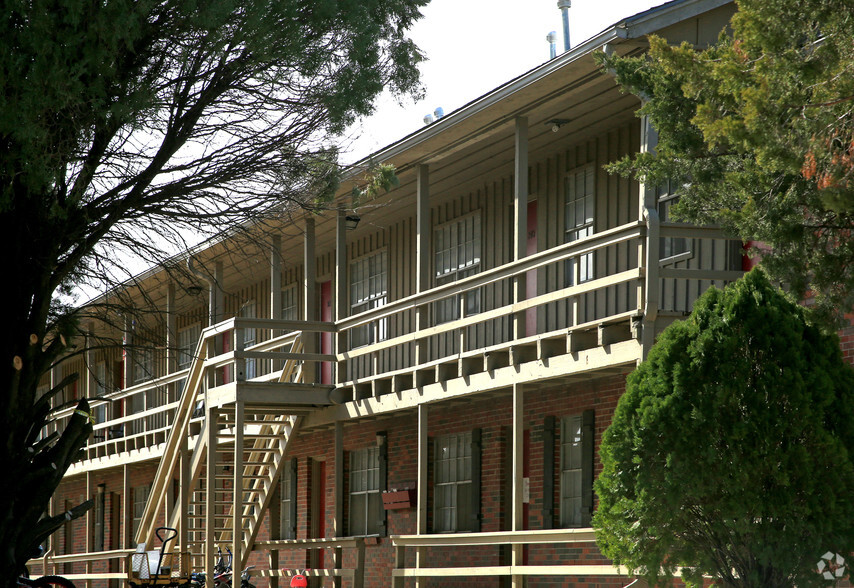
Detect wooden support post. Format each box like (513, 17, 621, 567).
(166, 283, 177, 399)
(123, 317, 133, 396)
(353, 539, 365, 588)
(85, 472, 93, 588)
(205, 407, 217, 588)
(335, 210, 348, 386)
(271, 235, 282, 375)
(415, 404, 428, 588)
(232, 401, 244, 570)
(513, 116, 529, 340)
(213, 261, 224, 325)
(122, 465, 130, 549)
(333, 421, 344, 588)
(639, 113, 660, 360)
(179, 427, 189, 553)
(415, 164, 430, 367)
(511, 384, 524, 588)
(304, 214, 317, 383)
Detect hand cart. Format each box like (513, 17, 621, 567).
(127, 527, 191, 588)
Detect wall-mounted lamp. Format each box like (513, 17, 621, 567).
(345, 215, 361, 231)
(376, 431, 387, 446)
(547, 118, 571, 133)
(185, 284, 204, 296)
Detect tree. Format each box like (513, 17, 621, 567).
(594, 270, 854, 588)
(0, 0, 426, 581)
(599, 0, 854, 322)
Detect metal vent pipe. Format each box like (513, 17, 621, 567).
(547, 31, 558, 59)
(557, 0, 571, 51)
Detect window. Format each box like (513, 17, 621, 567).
(434, 212, 481, 323)
(93, 362, 107, 425)
(133, 347, 154, 384)
(279, 459, 297, 540)
(350, 251, 388, 348)
(178, 324, 201, 370)
(565, 166, 595, 285)
(93, 485, 105, 551)
(281, 286, 299, 322)
(349, 447, 382, 536)
(560, 411, 594, 527)
(657, 180, 690, 261)
(131, 484, 150, 539)
(241, 301, 257, 379)
(434, 431, 479, 533)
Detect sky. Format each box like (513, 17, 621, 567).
(343, 0, 665, 162)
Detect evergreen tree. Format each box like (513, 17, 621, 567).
(595, 270, 854, 587)
(599, 0, 854, 321)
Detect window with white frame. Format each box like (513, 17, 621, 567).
(241, 301, 257, 379)
(657, 180, 690, 261)
(279, 459, 297, 539)
(434, 431, 472, 533)
(434, 212, 481, 323)
(560, 415, 583, 527)
(93, 362, 107, 425)
(281, 286, 299, 322)
(178, 323, 201, 370)
(565, 166, 595, 285)
(350, 251, 388, 348)
(133, 347, 154, 384)
(131, 484, 150, 538)
(349, 447, 382, 536)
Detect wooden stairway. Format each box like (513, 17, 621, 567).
(135, 322, 309, 575)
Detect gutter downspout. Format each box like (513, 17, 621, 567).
(187, 256, 218, 328)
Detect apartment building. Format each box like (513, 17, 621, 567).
(38, 1, 749, 586)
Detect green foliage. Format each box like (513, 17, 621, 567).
(350, 162, 401, 205)
(0, 0, 427, 578)
(598, 0, 854, 322)
(594, 270, 854, 587)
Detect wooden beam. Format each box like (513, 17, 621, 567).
(416, 404, 428, 588)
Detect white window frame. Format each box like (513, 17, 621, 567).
(433, 431, 473, 533)
(280, 463, 296, 540)
(560, 414, 583, 527)
(564, 165, 595, 285)
(349, 250, 388, 348)
(177, 323, 201, 371)
(434, 211, 482, 323)
(657, 181, 693, 264)
(132, 484, 150, 538)
(133, 346, 154, 384)
(240, 301, 257, 379)
(349, 446, 382, 536)
(281, 285, 299, 322)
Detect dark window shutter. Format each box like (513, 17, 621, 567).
(470, 428, 482, 532)
(581, 409, 595, 527)
(378, 432, 388, 536)
(542, 416, 555, 530)
(288, 457, 298, 539)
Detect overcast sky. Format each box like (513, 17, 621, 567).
(342, 0, 665, 162)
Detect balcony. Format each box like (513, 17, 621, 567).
(55, 220, 741, 472)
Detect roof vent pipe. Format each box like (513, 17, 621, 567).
(547, 31, 558, 59)
(557, 0, 571, 51)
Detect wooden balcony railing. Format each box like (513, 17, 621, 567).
(391, 528, 629, 584)
(53, 220, 743, 470)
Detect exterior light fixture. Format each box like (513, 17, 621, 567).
(186, 284, 204, 296)
(376, 431, 387, 446)
(547, 118, 571, 132)
(345, 215, 361, 230)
